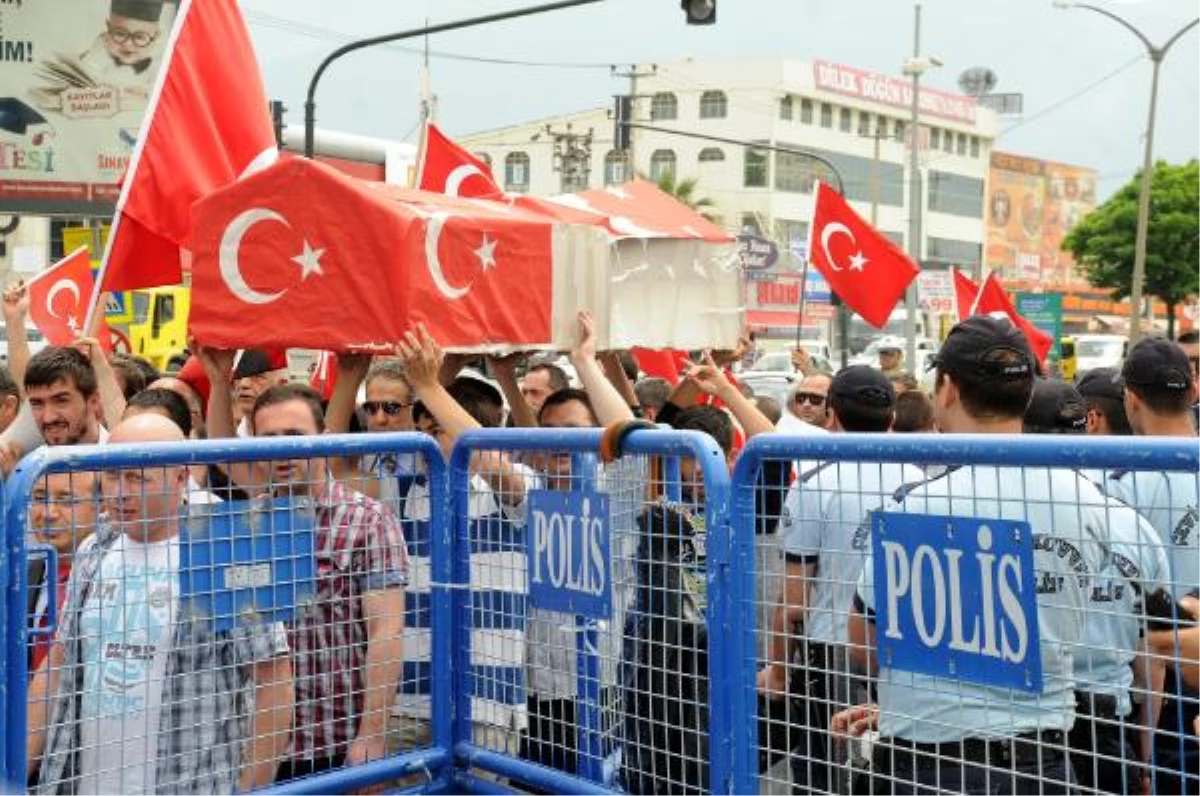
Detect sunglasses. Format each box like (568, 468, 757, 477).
(793, 392, 827, 406)
(362, 400, 412, 417)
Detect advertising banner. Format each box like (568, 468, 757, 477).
(0, 0, 177, 214)
(985, 152, 1096, 287)
(1016, 292, 1063, 359)
(813, 60, 977, 124)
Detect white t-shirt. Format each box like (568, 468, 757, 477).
(77, 533, 178, 795)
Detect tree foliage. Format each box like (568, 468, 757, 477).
(645, 171, 716, 218)
(1063, 159, 1199, 334)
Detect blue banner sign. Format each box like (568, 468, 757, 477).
(527, 490, 612, 619)
(180, 497, 317, 632)
(871, 511, 1042, 692)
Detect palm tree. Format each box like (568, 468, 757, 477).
(641, 171, 717, 219)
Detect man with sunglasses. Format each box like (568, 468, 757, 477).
(785, 374, 832, 430)
(80, 0, 164, 98)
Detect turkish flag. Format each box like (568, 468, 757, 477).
(189, 157, 555, 350)
(28, 247, 110, 346)
(807, 181, 919, 328)
(95, 0, 276, 297)
(971, 272, 1055, 364)
(310, 351, 337, 400)
(632, 347, 692, 386)
(952, 267, 980, 321)
(417, 122, 504, 199)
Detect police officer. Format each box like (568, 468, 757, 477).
(1102, 336, 1200, 794)
(761, 366, 922, 794)
(1025, 379, 1170, 794)
(1076, 368, 1133, 437)
(848, 316, 1111, 795)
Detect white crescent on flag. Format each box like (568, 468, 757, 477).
(45, 279, 81, 319)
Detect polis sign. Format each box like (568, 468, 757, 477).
(527, 490, 612, 619)
(872, 511, 1042, 692)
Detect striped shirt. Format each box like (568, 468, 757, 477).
(287, 480, 408, 760)
(397, 469, 535, 732)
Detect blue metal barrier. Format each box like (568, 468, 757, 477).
(448, 427, 737, 794)
(2, 433, 448, 795)
(732, 431, 1200, 794)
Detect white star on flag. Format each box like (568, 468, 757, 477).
(474, 234, 498, 272)
(67, 315, 79, 333)
(291, 240, 325, 280)
(848, 252, 868, 272)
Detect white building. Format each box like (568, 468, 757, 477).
(459, 57, 999, 341)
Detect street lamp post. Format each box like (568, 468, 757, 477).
(303, 0, 603, 159)
(901, 2, 941, 373)
(1055, 1, 1198, 343)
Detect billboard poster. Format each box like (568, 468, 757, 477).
(985, 152, 1096, 287)
(0, 0, 177, 214)
(1015, 292, 1063, 359)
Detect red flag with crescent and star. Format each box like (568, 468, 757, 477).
(93, 0, 277, 302)
(417, 121, 505, 199)
(28, 247, 111, 346)
(807, 181, 920, 328)
(188, 157, 554, 350)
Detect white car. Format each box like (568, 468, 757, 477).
(1073, 334, 1127, 372)
(0, 324, 48, 367)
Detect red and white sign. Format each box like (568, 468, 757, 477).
(813, 60, 977, 123)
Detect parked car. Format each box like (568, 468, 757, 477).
(1073, 334, 1127, 372)
(748, 349, 833, 376)
(737, 372, 796, 406)
(0, 324, 48, 366)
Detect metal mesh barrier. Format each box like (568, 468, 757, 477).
(733, 433, 1199, 796)
(4, 434, 448, 795)
(448, 426, 737, 795)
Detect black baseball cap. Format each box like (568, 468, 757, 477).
(233, 349, 289, 380)
(830, 365, 896, 408)
(1122, 337, 1194, 392)
(1075, 367, 1125, 403)
(931, 315, 1034, 382)
(1024, 379, 1087, 434)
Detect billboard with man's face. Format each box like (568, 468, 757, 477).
(0, 0, 177, 215)
(985, 151, 1097, 286)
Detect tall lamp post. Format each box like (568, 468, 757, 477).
(1055, 1, 1198, 343)
(303, 0, 602, 159)
(900, 1, 942, 373)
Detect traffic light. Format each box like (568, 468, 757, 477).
(613, 95, 632, 150)
(681, 0, 716, 24)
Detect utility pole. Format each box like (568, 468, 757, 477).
(418, 20, 437, 125)
(612, 64, 656, 180)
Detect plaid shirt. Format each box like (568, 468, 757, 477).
(36, 522, 288, 795)
(288, 479, 408, 760)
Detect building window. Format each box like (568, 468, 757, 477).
(779, 95, 793, 120)
(857, 112, 872, 137)
(928, 170, 985, 218)
(894, 120, 906, 142)
(839, 107, 852, 132)
(800, 98, 814, 124)
(650, 149, 676, 181)
(876, 115, 888, 137)
(777, 141, 904, 206)
(956, 134, 967, 156)
(699, 90, 728, 119)
(504, 152, 530, 192)
(475, 152, 492, 170)
(970, 136, 981, 158)
(744, 148, 769, 188)
(926, 236, 982, 267)
(603, 150, 628, 186)
(820, 103, 833, 128)
(943, 131, 954, 153)
(740, 213, 763, 235)
(775, 149, 832, 194)
(698, 147, 725, 163)
(929, 128, 941, 150)
(650, 92, 677, 121)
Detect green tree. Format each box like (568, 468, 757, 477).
(642, 171, 717, 219)
(1063, 159, 1199, 337)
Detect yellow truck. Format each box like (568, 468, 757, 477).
(117, 285, 191, 373)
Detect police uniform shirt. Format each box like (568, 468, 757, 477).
(780, 460, 923, 645)
(1074, 494, 1169, 716)
(1104, 469, 1199, 600)
(856, 465, 1110, 743)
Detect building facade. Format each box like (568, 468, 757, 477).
(459, 56, 1000, 338)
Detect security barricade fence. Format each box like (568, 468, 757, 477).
(446, 427, 737, 796)
(733, 433, 1199, 796)
(2, 434, 451, 795)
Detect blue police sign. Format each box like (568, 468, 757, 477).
(527, 490, 612, 619)
(872, 512, 1043, 692)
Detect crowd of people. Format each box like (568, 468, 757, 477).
(1, 272, 1197, 794)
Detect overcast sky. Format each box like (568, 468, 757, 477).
(243, 0, 1198, 199)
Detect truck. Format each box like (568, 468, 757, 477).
(123, 285, 191, 373)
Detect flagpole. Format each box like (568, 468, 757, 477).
(795, 255, 810, 350)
